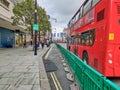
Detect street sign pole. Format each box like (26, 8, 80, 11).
(34, 0, 37, 55)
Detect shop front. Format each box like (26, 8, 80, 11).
(0, 27, 15, 48)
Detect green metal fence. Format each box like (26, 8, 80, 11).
(55, 43, 120, 90)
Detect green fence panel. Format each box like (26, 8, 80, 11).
(103, 79, 120, 90)
(55, 43, 120, 90)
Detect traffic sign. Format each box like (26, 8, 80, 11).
(33, 24, 38, 31)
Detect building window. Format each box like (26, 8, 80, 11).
(60, 32, 63, 37)
(64, 33, 66, 37)
(57, 33, 59, 37)
(52, 33, 53, 37)
(54, 33, 56, 37)
(0, 0, 9, 8)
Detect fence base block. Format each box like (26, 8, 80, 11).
(70, 83, 81, 90)
(63, 63, 67, 67)
(64, 67, 70, 72)
(66, 73, 74, 81)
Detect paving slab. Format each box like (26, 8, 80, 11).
(0, 46, 50, 90)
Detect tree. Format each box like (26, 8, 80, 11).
(37, 7, 51, 40)
(11, 0, 51, 40)
(12, 0, 34, 38)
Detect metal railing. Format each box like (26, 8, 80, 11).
(55, 43, 120, 90)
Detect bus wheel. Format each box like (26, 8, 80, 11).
(82, 52, 89, 64)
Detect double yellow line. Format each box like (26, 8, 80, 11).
(44, 47, 52, 60)
(45, 46, 62, 89)
(50, 72, 62, 90)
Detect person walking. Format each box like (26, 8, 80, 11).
(41, 40, 44, 49)
(30, 39, 33, 46)
(23, 40, 26, 48)
(46, 39, 50, 47)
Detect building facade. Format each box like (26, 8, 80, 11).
(52, 28, 67, 43)
(10, 0, 24, 4)
(0, 0, 26, 48)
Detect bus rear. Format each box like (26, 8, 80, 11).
(67, 0, 120, 77)
(105, 0, 120, 77)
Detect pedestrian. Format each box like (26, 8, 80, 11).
(41, 40, 44, 49)
(30, 39, 33, 46)
(46, 39, 50, 47)
(23, 40, 26, 48)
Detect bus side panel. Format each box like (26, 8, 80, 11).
(77, 45, 83, 59)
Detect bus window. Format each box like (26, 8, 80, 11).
(92, 0, 100, 7)
(69, 18, 75, 27)
(69, 38, 72, 44)
(68, 22, 70, 27)
(83, 0, 92, 15)
(97, 9, 105, 22)
(70, 37, 75, 44)
(68, 21, 72, 27)
(78, 35, 82, 44)
(81, 31, 89, 45)
(73, 17, 76, 24)
(74, 38, 78, 44)
(71, 19, 74, 26)
(89, 29, 95, 46)
(79, 6, 83, 19)
(81, 29, 95, 46)
(76, 12, 80, 22)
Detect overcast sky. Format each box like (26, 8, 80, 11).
(38, 0, 84, 31)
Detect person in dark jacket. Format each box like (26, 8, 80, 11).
(41, 40, 44, 49)
(23, 40, 26, 48)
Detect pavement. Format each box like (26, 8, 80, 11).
(0, 45, 50, 90)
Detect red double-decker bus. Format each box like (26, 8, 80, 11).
(67, 0, 120, 77)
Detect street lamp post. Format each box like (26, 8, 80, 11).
(34, 0, 37, 55)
